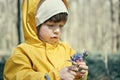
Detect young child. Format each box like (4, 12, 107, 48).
(4, 0, 88, 80)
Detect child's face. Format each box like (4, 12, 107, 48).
(38, 21, 65, 44)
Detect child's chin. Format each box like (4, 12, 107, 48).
(49, 40, 58, 44)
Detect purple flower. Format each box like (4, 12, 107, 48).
(83, 50, 88, 57)
(82, 50, 88, 60)
(71, 52, 83, 62)
(68, 50, 88, 64)
(68, 50, 88, 72)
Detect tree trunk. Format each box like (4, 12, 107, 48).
(116, 0, 120, 51)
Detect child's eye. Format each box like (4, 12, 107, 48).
(46, 24, 54, 27)
(46, 24, 54, 28)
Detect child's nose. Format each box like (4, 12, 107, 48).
(54, 27, 61, 34)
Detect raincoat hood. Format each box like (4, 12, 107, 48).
(22, 0, 68, 45)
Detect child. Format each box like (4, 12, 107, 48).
(4, 0, 88, 80)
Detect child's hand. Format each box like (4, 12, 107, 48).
(75, 61, 88, 79)
(59, 63, 88, 80)
(59, 66, 77, 80)
(67, 50, 88, 79)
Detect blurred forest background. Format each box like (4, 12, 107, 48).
(0, 0, 120, 80)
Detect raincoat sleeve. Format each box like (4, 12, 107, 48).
(3, 49, 60, 80)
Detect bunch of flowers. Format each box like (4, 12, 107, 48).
(68, 50, 88, 71)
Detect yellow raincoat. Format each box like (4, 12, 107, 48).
(4, 0, 88, 80)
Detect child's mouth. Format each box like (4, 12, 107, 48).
(51, 36, 58, 39)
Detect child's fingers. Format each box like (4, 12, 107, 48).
(76, 61, 86, 65)
(80, 69, 87, 74)
(76, 61, 88, 70)
(79, 65, 88, 70)
(68, 66, 78, 72)
(75, 70, 87, 78)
